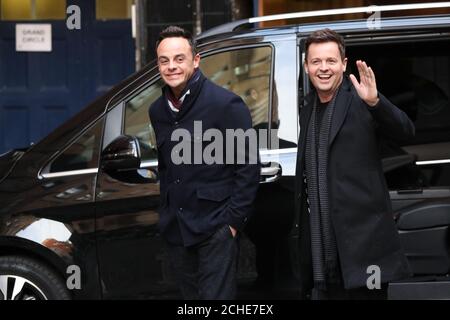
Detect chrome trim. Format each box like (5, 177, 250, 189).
(40, 168, 98, 179)
(260, 148, 297, 156)
(416, 159, 450, 165)
(261, 166, 280, 176)
(260, 148, 297, 177)
(249, 2, 450, 24)
(140, 160, 158, 168)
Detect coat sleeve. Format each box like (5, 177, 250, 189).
(223, 95, 261, 231)
(148, 100, 167, 180)
(367, 92, 416, 142)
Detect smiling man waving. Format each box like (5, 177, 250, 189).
(295, 28, 415, 300)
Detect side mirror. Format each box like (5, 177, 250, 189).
(101, 135, 141, 171)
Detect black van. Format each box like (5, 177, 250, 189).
(1, 3, 450, 300)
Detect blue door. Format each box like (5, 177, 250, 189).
(0, 0, 134, 154)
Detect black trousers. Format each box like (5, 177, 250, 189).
(166, 224, 239, 300)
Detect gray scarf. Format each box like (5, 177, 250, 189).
(304, 89, 340, 290)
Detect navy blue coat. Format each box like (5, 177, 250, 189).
(149, 72, 261, 246)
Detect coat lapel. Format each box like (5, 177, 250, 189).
(329, 77, 353, 147)
(175, 71, 206, 120)
(160, 70, 206, 122)
(297, 93, 314, 166)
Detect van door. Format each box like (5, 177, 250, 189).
(94, 78, 180, 299)
(346, 34, 450, 276)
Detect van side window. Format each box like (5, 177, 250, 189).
(347, 39, 450, 189)
(124, 79, 164, 161)
(123, 46, 273, 160)
(201, 46, 273, 148)
(49, 119, 104, 173)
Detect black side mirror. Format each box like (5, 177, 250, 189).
(101, 135, 141, 171)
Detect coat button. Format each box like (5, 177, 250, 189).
(175, 179, 181, 184)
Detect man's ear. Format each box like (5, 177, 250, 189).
(194, 53, 200, 68)
(343, 57, 348, 72)
(304, 62, 309, 74)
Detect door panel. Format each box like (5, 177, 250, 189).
(347, 35, 450, 277)
(95, 99, 177, 299)
(9, 117, 106, 299)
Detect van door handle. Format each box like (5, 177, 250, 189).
(260, 162, 281, 183)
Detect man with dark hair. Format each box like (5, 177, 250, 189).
(295, 28, 415, 299)
(148, 26, 260, 300)
(155, 25, 197, 58)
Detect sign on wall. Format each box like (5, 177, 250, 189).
(16, 24, 52, 52)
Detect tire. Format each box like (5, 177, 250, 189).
(0, 255, 71, 300)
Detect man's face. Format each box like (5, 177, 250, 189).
(157, 37, 200, 96)
(304, 41, 347, 101)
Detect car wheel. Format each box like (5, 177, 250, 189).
(0, 255, 71, 300)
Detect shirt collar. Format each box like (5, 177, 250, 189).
(167, 89, 190, 112)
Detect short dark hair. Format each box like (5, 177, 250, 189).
(156, 26, 197, 57)
(305, 28, 345, 61)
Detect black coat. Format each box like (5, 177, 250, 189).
(295, 77, 415, 290)
(149, 73, 261, 247)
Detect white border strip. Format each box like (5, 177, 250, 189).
(249, 2, 450, 24)
(260, 148, 297, 156)
(416, 159, 450, 165)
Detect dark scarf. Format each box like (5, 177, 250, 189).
(304, 87, 341, 291)
(163, 68, 205, 117)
